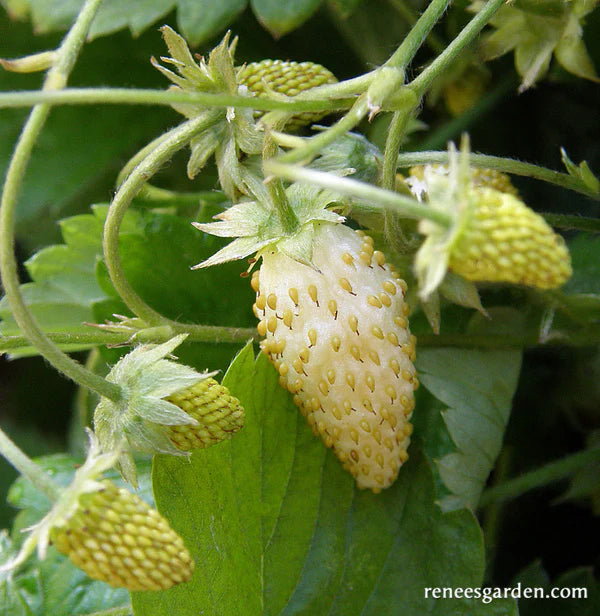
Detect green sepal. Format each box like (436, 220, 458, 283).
(561, 148, 600, 194)
(193, 183, 344, 268)
(93, 335, 215, 486)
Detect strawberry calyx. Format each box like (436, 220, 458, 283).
(192, 183, 345, 270)
(93, 334, 217, 486)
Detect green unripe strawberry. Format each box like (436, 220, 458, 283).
(50, 481, 194, 591)
(237, 59, 337, 129)
(449, 187, 572, 288)
(251, 223, 418, 492)
(165, 378, 245, 451)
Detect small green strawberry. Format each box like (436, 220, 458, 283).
(1, 430, 194, 591)
(94, 335, 244, 486)
(447, 186, 572, 288)
(251, 222, 417, 492)
(166, 377, 245, 451)
(51, 480, 194, 591)
(237, 59, 337, 129)
(414, 137, 572, 298)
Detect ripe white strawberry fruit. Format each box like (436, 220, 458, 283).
(251, 222, 418, 492)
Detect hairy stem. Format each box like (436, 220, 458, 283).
(410, 0, 506, 97)
(386, 0, 451, 68)
(0, 325, 257, 353)
(478, 447, 600, 508)
(0, 0, 122, 402)
(382, 111, 413, 190)
(0, 426, 61, 501)
(103, 115, 220, 326)
(276, 94, 372, 165)
(386, 0, 447, 54)
(396, 151, 600, 201)
(0, 87, 355, 113)
(266, 162, 453, 227)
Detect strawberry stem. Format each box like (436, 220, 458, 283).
(0, 0, 123, 403)
(266, 162, 453, 228)
(396, 151, 600, 201)
(0, 87, 354, 114)
(409, 0, 507, 98)
(385, 0, 451, 68)
(103, 115, 222, 326)
(0, 426, 62, 501)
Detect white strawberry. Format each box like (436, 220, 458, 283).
(193, 183, 417, 491)
(251, 222, 417, 491)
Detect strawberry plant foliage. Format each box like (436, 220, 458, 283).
(1, 1, 600, 615)
(135, 343, 518, 616)
(0, 0, 342, 43)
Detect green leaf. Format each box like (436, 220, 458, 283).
(176, 0, 247, 46)
(0, 13, 176, 252)
(2, 0, 328, 42)
(0, 211, 109, 357)
(88, 0, 175, 39)
(94, 208, 256, 328)
(250, 0, 323, 37)
(133, 343, 515, 615)
(563, 234, 600, 296)
(416, 345, 522, 511)
(0, 531, 41, 616)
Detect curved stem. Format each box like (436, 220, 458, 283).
(396, 151, 600, 201)
(276, 94, 371, 165)
(266, 161, 453, 227)
(0, 426, 61, 501)
(0, 0, 122, 402)
(103, 115, 219, 326)
(478, 447, 600, 508)
(409, 0, 506, 97)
